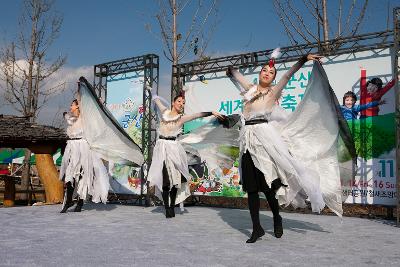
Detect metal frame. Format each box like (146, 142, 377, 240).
(94, 54, 159, 205)
(172, 17, 400, 217)
(394, 7, 400, 226)
(172, 30, 393, 98)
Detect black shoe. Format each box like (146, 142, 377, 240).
(74, 199, 83, 212)
(165, 207, 172, 218)
(74, 204, 82, 212)
(274, 215, 283, 238)
(169, 187, 177, 218)
(60, 202, 74, 213)
(246, 227, 265, 243)
(60, 182, 75, 213)
(170, 207, 175, 217)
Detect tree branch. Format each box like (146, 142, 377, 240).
(336, 0, 343, 38)
(273, 0, 312, 43)
(177, 0, 190, 14)
(302, 0, 322, 22)
(0, 0, 66, 121)
(350, 0, 368, 36)
(274, 0, 300, 46)
(156, 13, 174, 58)
(177, 0, 202, 57)
(342, 0, 356, 36)
(287, 0, 319, 42)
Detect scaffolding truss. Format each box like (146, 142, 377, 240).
(172, 29, 394, 98)
(94, 54, 159, 204)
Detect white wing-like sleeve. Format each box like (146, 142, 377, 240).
(279, 62, 356, 217)
(78, 77, 144, 166)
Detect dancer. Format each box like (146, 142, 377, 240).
(60, 98, 110, 212)
(59, 77, 143, 213)
(146, 86, 223, 218)
(227, 50, 353, 243)
(60, 100, 86, 212)
(340, 91, 385, 120)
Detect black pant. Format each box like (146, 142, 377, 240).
(65, 180, 84, 208)
(241, 150, 283, 193)
(161, 163, 184, 208)
(241, 151, 281, 230)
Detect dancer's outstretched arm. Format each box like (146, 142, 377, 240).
(146, 85, 168, 114)
(153, 96, 168, 114)
(181, 111, 224, 124)
(272, 54, 322, 99)
(272, 56, 307, 99)
(227, 66, 253, 92)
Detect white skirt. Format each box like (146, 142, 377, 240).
(148, 139, 191, 204)
(59, 139, 110, 204)
(237, 63, 344, 217)
(240, 122, 326, 213)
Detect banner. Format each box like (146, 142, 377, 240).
(106, 72, 145, 194)
(183, 48, 397, 205)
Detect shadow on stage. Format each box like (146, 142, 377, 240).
(368, 218, 398, 228)
(215, 207, 330, 238)
(150, 205, 190, 215)
(79, 202, 118, 212)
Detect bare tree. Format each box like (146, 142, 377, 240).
(273, 0, 369, 52)
(0, 0, 66, 201)
(145, 0, 219, 66)
(0, 0, 67, 121)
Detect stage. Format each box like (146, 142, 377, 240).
(0, 204, 399, 266)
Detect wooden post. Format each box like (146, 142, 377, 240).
(4, 176, 15, 207)
(20, 148, 31, 201)
(35, 154, 64, 203)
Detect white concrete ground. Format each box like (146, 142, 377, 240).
(0, 203, 399, 266)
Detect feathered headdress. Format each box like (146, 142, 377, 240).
(268, 47, 281, 68)
(178, 84, 191, 98)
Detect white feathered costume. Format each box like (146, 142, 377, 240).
(147, 92, 214, 205)
(59, 77, 144, 204)
(180, 61, 356, 217)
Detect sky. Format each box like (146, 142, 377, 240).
(0, 0, 398, 125)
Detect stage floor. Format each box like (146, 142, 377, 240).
(0, 203, 399, 266)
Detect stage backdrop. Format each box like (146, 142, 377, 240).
(183, 48, 397, 206)
(106, 72, 145, 194)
